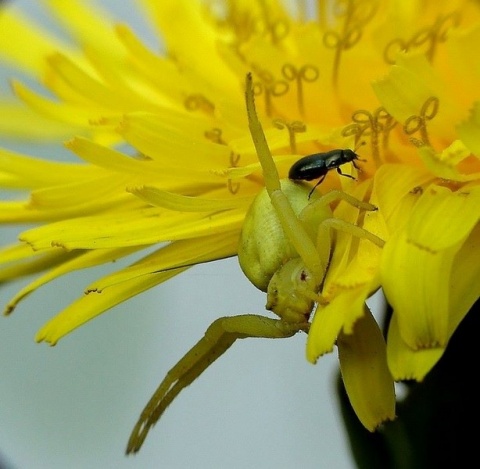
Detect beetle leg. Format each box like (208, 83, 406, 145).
(336, 166, 357, 180)
(126, 314, 309, 454)
(351, 158, 364, 170)
(307, 175, 326, 199)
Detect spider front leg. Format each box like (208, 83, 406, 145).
(126, 314, 309, 454)
(298, 191, 385, 264)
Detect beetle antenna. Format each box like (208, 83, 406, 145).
(353, 140, 367, 161)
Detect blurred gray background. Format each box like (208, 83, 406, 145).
(0, 1, 357, 467)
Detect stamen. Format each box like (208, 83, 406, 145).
(204, 128, 226, 145)
(323, 0, 378, 87)
(281, 63, 319, 116)
(229, 152, 241, 166)
(403, 96, 439, 147)
(272, 118, 306, 154)
(227, 152, 241, 194)
(251, 67, 289, 117)
(258, 0, 290, 44)
(342, 106, 397, 167)
(204, 128, 242, 194)
(410, 186, 424, 195)
(316, 0, 327, 29)
(211, 1, 256, 45)
(374, 107, 397, 152)
(296, 0, 309, 23)
(383, 12, 461, 64)
(184, 94, 215, 114)
(227, 179, 240, 194)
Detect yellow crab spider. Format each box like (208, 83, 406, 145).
(125, 73, 385, 454)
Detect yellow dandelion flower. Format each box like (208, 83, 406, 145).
(1, 0, 480, 463)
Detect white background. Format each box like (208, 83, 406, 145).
(0, 1, 357, 468)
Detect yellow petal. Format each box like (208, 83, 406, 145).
(386, 314, 444, 381)
(381, 185, 480, 349)
(0, 243, 70, 285)
(338, 306, 396, 431)
(35, 267, 187, 345)
(0, 147, 99, 189)
(117, 113, 230, 169)
(0, 7, 75, 75)
(19, 208, 244, 250)
(407, 185, 480, 251)
(86, 231, 238, 293)
(114, 24, 187, 109)
(447, 24, 480, 108)
(65, 136, 161, 175)
(307, 285, 370, 362)
(372, 163, 433, 233)
(4, 246, 138, 315)
(448, 223, 480, 334)
(128, 185, 251, 211)
(34, 234, 237, 344)
(12, 80, 99, 129)
(373, 54, 438, 121)
(382, 229, 454, 349)
(457, 101, 480, 157)
(417, 143, 480, 182)
(140, 0, 238, 96)
(29, 173, 135, 214)
(0, 101, 80, 141)
(325, 181, 384, 292)
(45, 53, 139, 110)
(373, 53, 463, 140)
(46, 0, 126, 58)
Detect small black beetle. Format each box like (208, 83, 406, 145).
(289, 149, 362, 197)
